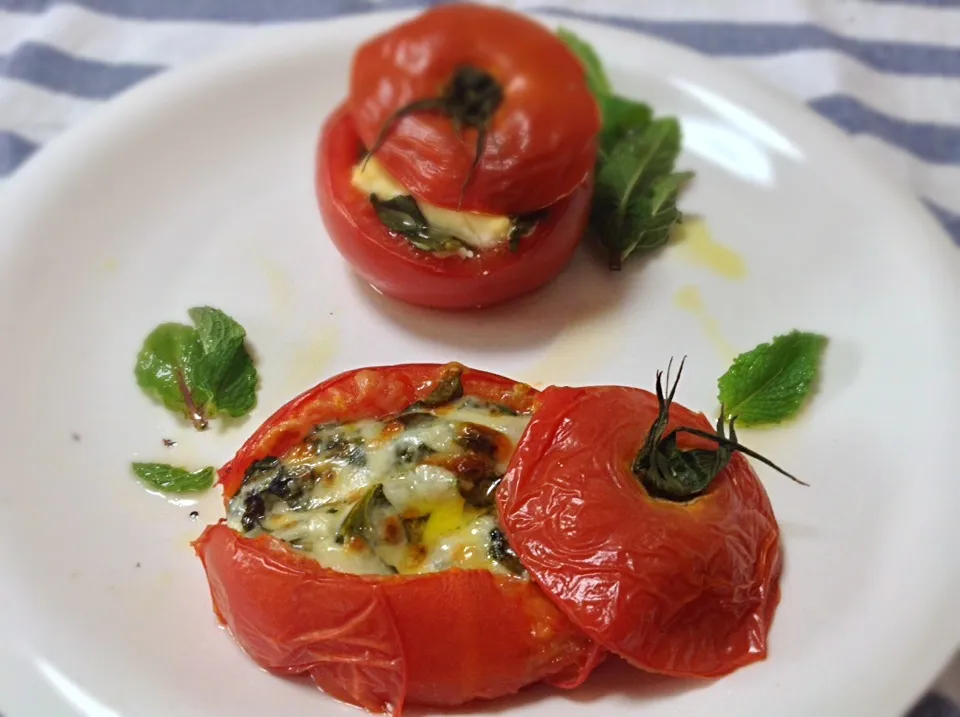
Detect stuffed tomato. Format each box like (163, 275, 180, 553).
(315, 4, 600, 309)
(194, 360, 790, 713)
(193, 363, 601, 715)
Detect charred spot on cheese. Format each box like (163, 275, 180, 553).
(489, 527, 525, 576)
(353, 156, 543, 255)
(226, 395, 532, 578)
(240, 494, 266, 532)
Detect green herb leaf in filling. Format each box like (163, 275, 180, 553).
(412, 365, 464, 409)
(336, 484, 391, 545)
(370, 194, 466, 253)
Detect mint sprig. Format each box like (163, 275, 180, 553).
(718, 331, 828, 426)
(556, 28, 611, 99)
(559, 28, 693, 270)
(135, 307, 258, 430)
(132, 462, 215, 493)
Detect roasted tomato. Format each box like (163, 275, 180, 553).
(497, 379, 783, 678)
(316, 105, 593, 309)
(349, 4, 600, 215)
(315, 4, 600, 309)
(194, 363, 600, 715)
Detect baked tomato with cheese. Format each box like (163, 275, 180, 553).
(194, 363, 601, 715)
(315, 4, 600, 309)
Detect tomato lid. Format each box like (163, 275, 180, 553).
(348, 4, 600, 215)
(501, 383, 783, 678)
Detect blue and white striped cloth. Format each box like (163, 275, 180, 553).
(0, 1, 958, 715)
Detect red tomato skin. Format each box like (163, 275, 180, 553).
(316, 105, 592, 310)
(196, 364, 600, 714)
(349, 4, 600, 215)
(497, 385, 782, 678)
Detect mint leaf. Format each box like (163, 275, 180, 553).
(557, 27, 611, 100)
(132, 462, 215, 493)
(189, 306, 246, 388)
(621, 171, 694, 256)
(215, 345, 258, 417)
(718, 331, 828, 426)
(591, 118, 693, 268)
(596, 118, 682, 207)
(135, 323, 213, 429)
(557, 27, 652, 146)
(556, 28, 694, 270)
(599, 95, 652, 156)
(135, 307, 258, 429)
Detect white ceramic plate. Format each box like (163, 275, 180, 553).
(1, 11, 959, 717)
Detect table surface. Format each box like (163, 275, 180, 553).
(0, 1, 958, 716)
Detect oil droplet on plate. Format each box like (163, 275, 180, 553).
(522, 309, 622, 387)
(674, 219, 747, 280)
(259, 254, 295, 313)
(102, 258, 118, 272)
(282, 324, 341, 393)
(674, 285, 738, 361)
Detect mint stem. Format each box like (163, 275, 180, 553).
(176, 369, 208, 431)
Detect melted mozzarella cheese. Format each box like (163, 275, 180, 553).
(351, 157, 512, 251)
(226, 399, 531, 578)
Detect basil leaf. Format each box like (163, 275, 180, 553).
(336, 484, 390, 544)
(370, 194, 429, 236)
(370, 194, 464, 253)
(718, 331, 829, 426)
(508, 209, 547, 252)
(557, 27, 611, 100)
(132, 462, 215, 493)
(135, 307, 259, 429)
(409, 364, 464, 410)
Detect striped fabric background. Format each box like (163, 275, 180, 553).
(0, 1, 958, 716)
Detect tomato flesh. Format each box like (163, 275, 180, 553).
(497, 385, 782, 678)
(349, 4, 600, 215)
(316, 105, 592, 309)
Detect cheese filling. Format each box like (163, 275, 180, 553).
(226, 397, 532, 578)
(351, 157, 514, 252)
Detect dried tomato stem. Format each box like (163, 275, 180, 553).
(364, 65, 504, 204)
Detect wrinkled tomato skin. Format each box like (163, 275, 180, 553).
(195, 364, 600, 715)
(349, 4, 600, 215)
(497, 385, 782, 678)
(316, 105, 592, 310)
